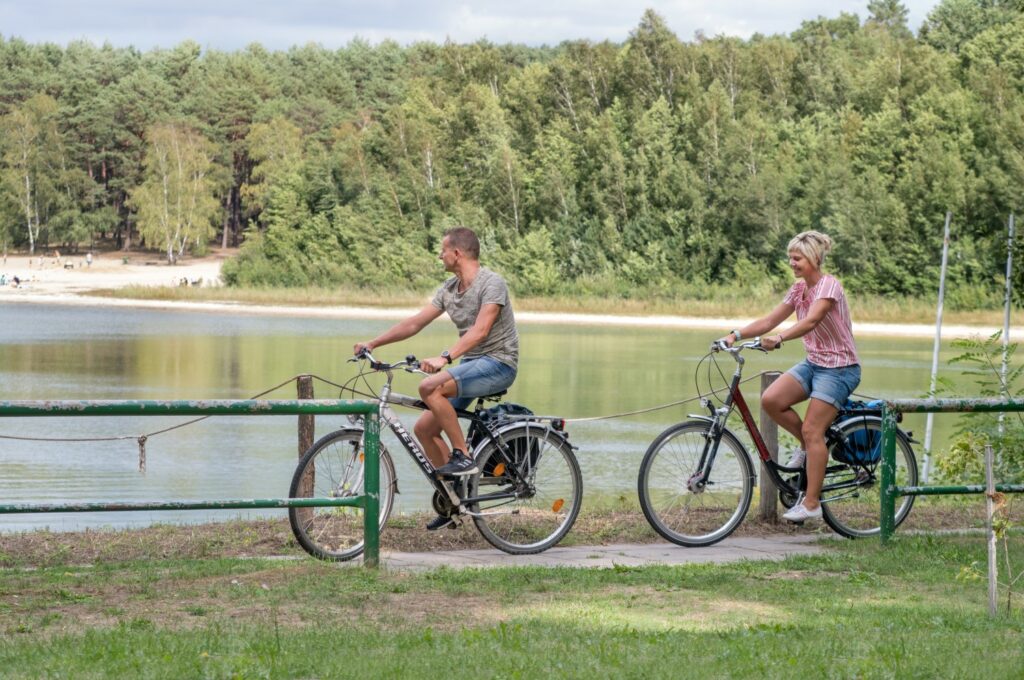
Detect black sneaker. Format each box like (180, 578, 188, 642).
(425, 515, 455, 531)
(435, 450, 479, 476)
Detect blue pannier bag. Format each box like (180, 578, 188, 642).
(832, 399, 883, 465)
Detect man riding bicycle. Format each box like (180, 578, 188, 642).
(353, 226, 519, 530)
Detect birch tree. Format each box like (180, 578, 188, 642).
(0, 94, 60, 255)
(130, 122, 219, 263)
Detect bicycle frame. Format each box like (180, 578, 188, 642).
(358, 370, 544, 516)
(700, 345, 878, 500)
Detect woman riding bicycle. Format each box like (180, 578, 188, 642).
(717, 230, 860, 524)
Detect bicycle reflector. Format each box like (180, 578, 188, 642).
(552, 499, 565, 512)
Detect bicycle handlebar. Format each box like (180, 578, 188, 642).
(710, 339, 767, 354)
(351, 349, 428, 375)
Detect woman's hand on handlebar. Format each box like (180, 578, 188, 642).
(760, 334, 784, 351)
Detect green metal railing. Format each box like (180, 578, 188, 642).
(0, 399, 383, 566)
(880, 398, 1024, 542)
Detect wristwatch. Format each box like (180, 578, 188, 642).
(441, 350, 453, 364)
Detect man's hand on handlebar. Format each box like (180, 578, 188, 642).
(420, 356, 448, 374)
(353, 342, 374, 358)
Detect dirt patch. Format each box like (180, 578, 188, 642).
(1, 500, 1018, 570)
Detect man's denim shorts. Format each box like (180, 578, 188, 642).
(787, 359, 861, 409)
(447, 356, 517, 410)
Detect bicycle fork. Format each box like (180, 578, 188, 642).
(690, 409, 730, 493)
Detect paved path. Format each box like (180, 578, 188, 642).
(378, 535, 824, 571)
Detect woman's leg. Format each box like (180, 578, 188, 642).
(760, 374, 809, 446)
(800, 398, 839, 510)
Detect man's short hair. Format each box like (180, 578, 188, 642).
(444, 227, 480, 260)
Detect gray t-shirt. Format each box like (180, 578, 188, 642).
(431, 267, 519, 370)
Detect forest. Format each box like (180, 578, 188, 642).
(1, 1, 1022, 305)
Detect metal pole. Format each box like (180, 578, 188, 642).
(923, 211, 952, 483)
(999, 214, 1014, 443)
(362, 412, 381, 568)
(758, 372, 781, 522)
(985, 443, 998, 617)
(880, 403, 898, 542)
(296, 376, 315, 529)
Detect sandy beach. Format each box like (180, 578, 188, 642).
(0, 249, 1020, 339)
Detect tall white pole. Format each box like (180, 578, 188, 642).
(999, 213, 1014, 441)
(922, 211, 952, 483)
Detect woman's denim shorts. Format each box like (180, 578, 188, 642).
(787, 360, 861, 409)
(447, 356, 517, 409)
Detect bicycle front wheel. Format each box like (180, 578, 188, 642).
(288, 428, 397, 561)
(821, 418, 918, 538)
(469, 426, 582, 554)
(638, 421, 754, 547)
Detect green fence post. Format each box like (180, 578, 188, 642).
(880, 403, 898, 543)
(362, 411, 381, 568)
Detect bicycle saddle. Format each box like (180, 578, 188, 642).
(478, 390, 508, 403)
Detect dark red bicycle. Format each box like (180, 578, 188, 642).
(637, 340, 918, 545)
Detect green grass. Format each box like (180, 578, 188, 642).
(92, 283, 1020, 327)
(2, 534, 1022, 677)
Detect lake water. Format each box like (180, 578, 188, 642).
(0, 302, 976, 532)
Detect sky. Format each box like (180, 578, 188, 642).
(1, 1, 942, 51)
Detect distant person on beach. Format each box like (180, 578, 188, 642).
(717, 230, 860, 525)
(86, 252, 93, 267)
(353, 226, 519, 531)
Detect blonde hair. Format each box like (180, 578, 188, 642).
(787, 230, 833, 269)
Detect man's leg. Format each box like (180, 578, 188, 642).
(413, 410, 451, 469)
(417, 372, 467, 460)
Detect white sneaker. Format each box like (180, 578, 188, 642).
(784, 448, 806, 469)
(782, 502, 822, 523)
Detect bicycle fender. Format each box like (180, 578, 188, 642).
(486, 421, 576, 451)
(834, 415, 913, 445)
(685, 415, 716, 425)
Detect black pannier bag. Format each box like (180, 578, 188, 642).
(467, 403, 541, 475)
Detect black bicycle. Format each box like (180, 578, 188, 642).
(288, 351, 582, 560)
(637, 340, 918, 545)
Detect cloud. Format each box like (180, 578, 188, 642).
(0, 0, 940, 50)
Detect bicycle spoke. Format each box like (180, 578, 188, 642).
(471, 428, 582, 554)
(821, 419, 917, 538)
(638, 421, 753, 547)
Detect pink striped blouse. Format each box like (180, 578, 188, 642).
(782, 274, 859, 368)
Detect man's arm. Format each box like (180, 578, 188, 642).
(420, 303, 501, 373)
(354, 304, 443, 356)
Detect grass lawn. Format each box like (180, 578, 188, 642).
(1, 532, 1022, 678)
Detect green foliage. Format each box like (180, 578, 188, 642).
(0, 9, 1023, 298)
(935, 332, 1024, 484)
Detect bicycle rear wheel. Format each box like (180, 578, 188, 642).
(469, 425, 582, 554)
(821, 418, 917, 538)
(638, 421, 754, 547)
(288, 428, 397, 561)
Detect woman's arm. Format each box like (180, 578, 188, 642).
(720, 302, 794, 346)
(761, 298, 833, 350)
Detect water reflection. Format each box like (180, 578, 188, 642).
(0, 303, 967, 531)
